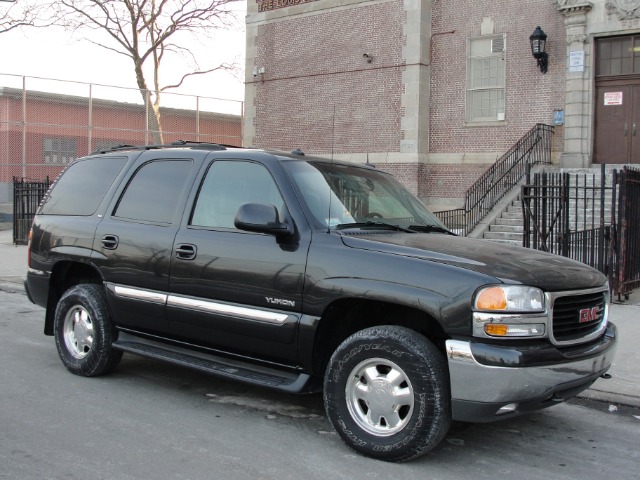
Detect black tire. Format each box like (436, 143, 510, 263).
(53, 284, 122, 377)
(323, 325, 451, 462)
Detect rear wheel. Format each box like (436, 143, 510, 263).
(54, 284, 122, 376)
(323, 325, 450, 462)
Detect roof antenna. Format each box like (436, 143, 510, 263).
(365, 152, 376, 168)
(327, 105, 336, 234)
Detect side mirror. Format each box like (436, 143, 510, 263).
(234, 203, 293, 237)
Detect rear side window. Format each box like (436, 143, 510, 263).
(113, 159, 193, 224)
(40, 156, 127, 215)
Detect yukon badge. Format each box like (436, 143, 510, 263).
(579, 305, 601, 323)
(265, 297, 295, 308)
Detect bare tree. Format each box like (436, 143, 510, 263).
(50, 0, 241, 143)
(0, 0, 41, 34)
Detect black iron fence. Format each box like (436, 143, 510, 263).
(521, 165, 640, 300)
(611, 166, 640, 298)
(13, 176, 51, 245)
(522, 165, 613, 272)
(435, 124, 553, 235)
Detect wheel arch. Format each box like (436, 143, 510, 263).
(308, 296, 449, 379)
(44, 260, 104, 335)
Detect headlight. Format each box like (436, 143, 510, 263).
(473, 286, 547, 339)
(474, 286, 544, 312)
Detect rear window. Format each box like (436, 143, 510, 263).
(40, 157, 127, 215)
(113, 159, 193, 224)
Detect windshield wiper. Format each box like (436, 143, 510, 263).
(408, 225, 456, 235)
(336, 222, 415, 233)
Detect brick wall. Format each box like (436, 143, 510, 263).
(251, 0, 405, 154)
(424, 0, 566, 203)
(430, 0, 565, 153)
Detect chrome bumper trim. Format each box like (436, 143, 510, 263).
(446, 334, 617, 404)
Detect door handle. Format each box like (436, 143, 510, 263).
(634, 123, 637, 136)
(175, 243, 197, 260)
(101, 234, 119, 250)
(625, 123, 628, 136)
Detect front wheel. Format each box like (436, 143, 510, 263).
(54, 284, 122, 377)
(323, 326, 451, 462)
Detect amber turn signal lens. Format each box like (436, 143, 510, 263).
(475, 287, 507, 310)
(484, 323, 508, 336)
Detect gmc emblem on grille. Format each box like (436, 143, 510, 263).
(579, 305, 601, 323)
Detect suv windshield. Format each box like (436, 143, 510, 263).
(283, 160, 448, 232)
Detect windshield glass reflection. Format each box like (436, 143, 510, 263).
(284, 161, 447, 231)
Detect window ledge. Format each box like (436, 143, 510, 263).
(464, 120, 507, 127)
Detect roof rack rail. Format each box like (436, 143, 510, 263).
(169, 140, 227, 150)
(90, 144, 138, 155)
(91, 141, 244, 155)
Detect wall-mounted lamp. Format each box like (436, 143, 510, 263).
(530, 26, 548, 74)
(362, 53, 373, 63)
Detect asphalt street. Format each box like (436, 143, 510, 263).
(1, 289, 639, 479)
(1, 229, 639, 478)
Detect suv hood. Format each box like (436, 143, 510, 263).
(340, 232, 606, 291)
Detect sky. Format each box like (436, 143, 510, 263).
(0, 3, 247, 112)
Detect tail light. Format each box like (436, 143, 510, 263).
(27, 229, 32, 268)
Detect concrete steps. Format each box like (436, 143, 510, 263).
(482, 199, 523, 246)
(478, 165, 617, 246)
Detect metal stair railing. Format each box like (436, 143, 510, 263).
(434, 123, 554, 236)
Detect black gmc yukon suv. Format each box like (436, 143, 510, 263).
(25, 142, 617, 461)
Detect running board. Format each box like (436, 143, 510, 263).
(112, 332, 312, 393)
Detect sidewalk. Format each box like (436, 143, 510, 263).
(1, 228, 639, 408)
(0, 229, 28, 294)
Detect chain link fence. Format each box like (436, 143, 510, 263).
(0, 73, 244, 208)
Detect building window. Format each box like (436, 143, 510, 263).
(43, 138, 77, 164)
(466, 35, 506, 123)
(597, 35, 640, 77)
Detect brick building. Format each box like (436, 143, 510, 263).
(245, 0, 640, 210)
(0, 86, 242, 202)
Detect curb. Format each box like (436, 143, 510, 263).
(0, 281, 25, 295)
(577, 388, 640, 409)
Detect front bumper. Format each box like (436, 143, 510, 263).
(447, 322, 617, 422)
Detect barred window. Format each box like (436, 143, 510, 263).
(466, 35, 506, 123)
(43, 138, 77, 164)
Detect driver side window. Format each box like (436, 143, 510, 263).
(191, 160, 284, 228)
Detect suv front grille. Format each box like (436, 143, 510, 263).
(551, 291, 607, 343)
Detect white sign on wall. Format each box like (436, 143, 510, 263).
(569, 51, 585, 72)
(604, 92, 624, 106)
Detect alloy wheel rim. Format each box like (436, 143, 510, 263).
(63, 305, 94, 359)
(345, 357, 414, 437)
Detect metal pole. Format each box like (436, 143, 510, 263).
(598, 164, 605, 272)
(21, 76, 26, 178)
(88, 84, 93, 153)
(196, 96, 200, 141)
(240, 101, 244, 147)
(145, 90, 150, 145)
